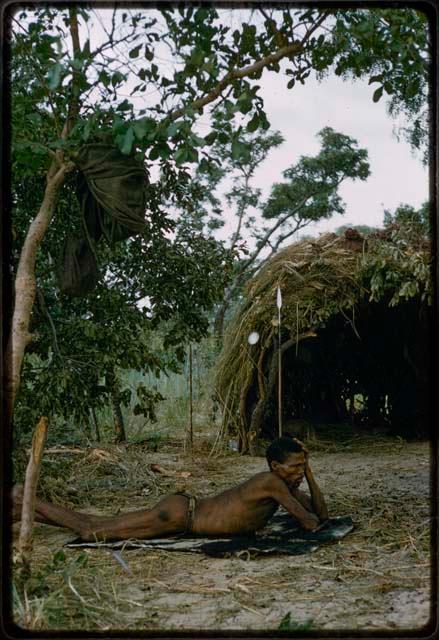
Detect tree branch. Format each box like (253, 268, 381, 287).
(229, 174, 251, 253)
(65, 8, 82, 133)
(300, 12, 329, 46)
(166, 34, 317, 123)
(37, 288, 61, 358)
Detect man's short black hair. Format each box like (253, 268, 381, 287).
(266, 436, 304, 469)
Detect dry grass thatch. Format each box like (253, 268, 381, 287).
(214, 230, 431, 449)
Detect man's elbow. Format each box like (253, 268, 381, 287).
(319, 507, 329, 522)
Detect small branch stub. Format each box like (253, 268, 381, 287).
(16, 416, 49, 579)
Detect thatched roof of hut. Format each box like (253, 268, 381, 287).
(215, 228, 431, 452)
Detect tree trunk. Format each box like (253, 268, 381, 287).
(4, 162, 70, 423)
(213, 301, 228, 344)
(90, 408, 101, 442)
(5, 9, 80, 426)
(16, 416, 49, 579)
(83, 416, 92, 442)
(213, 272, 246, 343)
(248, 344, 279, 454)
(111, 391, 127, 443)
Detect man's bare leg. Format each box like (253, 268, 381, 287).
(12, 486, 189, 542)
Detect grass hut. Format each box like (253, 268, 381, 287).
(215, 227, 432, 453)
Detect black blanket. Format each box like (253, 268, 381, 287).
(66, 514, 354, 559)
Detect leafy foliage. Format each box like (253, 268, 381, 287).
(10, 6, 429, 168)
(312, 8, 429, 160)
(366, 203, 431, 306)
(12, 173, 234, 436)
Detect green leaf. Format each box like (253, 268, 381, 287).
(246, 113, 260, 132)
(231, 139, 248, 160)
(149, 145, 160, 160)
(384, 81, 393, 95)
(368, 74, 383, 85)
(120, 126, 135, 155)
(204, 131, 217, 145)
(237, 99, 252, 114)
(190, 134, 205, 147)
(372, 86, 384, 103)
(71, 57, 83, 71)
(129, 45, 142, 58)
(166, 121, 182, 138)
(198, 157, 210, 172)
(111, 71, 125, 87)
(117, 99, 131, 112)
(133, 117, 156, 140)
(98, 70, 110, 87)
(47, 62, 63, 90)
(218, 132, 229, 144)
(83, 119, 92, 141)
(112, 116, 127, 135)
(26, 112, 42, 126)
(158, 144, 171, 160)
(406, 82, 419, 98)
(174, 147, 188, 164)
(187, 146, 199, 163)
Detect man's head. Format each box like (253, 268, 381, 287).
(266, 436, 306, 488)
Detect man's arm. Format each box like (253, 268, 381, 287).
(304, 457, 329, 522)
(268, 476, 320, 531)
(292, 438, 329, 522)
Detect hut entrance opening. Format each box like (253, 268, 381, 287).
(258, 297, 431, 441)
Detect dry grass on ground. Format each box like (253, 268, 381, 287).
(12, 432, 432, 633)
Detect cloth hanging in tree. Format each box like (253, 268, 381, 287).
(57, 142, 147, 297)
(76, 143, 147, 243)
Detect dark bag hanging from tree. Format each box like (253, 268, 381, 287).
(57, 142, 147, 296)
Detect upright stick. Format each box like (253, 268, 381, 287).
(277, 287, 283, 438)
(17, 416, 49, 577)
(187, 343, 193, 452)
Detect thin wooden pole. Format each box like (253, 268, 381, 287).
(277, 287, 283, 438)
(17, 416, 49, 578)
(188, 344, 193, 452)
(278, 338, 282, 438)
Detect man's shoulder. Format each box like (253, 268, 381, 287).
(246, 471, 281, 488)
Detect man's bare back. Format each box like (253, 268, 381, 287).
(193, 471, 320, 535)
(12, 437, 328, 542)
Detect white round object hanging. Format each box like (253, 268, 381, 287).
(248, 331, 260, 345)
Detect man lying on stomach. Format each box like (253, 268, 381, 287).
(12, 436, 328, 542)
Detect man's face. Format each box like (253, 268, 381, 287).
(271, 452, 306, 488)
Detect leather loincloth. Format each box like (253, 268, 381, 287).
(174, 492, 197, 534)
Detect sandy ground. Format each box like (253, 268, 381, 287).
(12, 436, 433, 633)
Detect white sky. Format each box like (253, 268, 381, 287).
(217, 71, 429, 245)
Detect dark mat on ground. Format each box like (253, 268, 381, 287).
(65, 514, 354, 558)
